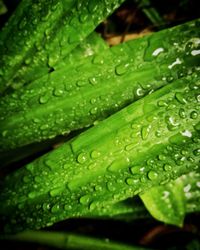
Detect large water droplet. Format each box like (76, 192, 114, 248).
(39, 95, 49, 104)
(193, 148, 200, 156)
(179, 108, 186, 119)
(79, 194, 90, 205)
(175, 92, 187, 104)
(51, 204, 60, 213)
(77, 152, 87, 164)
(115, 63, 129, 75)
(107, 157, 129, 172)
(50, 187, 64, 197)
(163, 164, 172, 172)
(147, 170, 158, 180)
(53, 88, 64, 97)
(90, 150, 100, 159)
(190, 111, 198, 119)
(28, 191, 36, 199)
(141, 125, 151, 140)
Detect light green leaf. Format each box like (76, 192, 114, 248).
(140, 179, 186, 227)
(140, 172, 200, 227)
(0, 0, 7, 15)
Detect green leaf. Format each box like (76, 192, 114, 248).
(0, 0, 7, 15)
(140, 172, 200, 227)
(140, 179, 186, 227)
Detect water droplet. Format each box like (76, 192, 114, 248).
(33, 118, 40, 123)
(77, 152, 87, 164)
(125, 143, 135, 151)
(79, 194, 90, 205)
(140, 176, 146, 183)
(79, 13, 88, 23)
(106, 181, 116, 191)
(194, 122, 200, 131)
(50, 187, 64, 197)
(158, 154, 166, 161)
(40, 124, 49, 130)
(28, 192, 36, 199)
(23, 176, 29, 183)
(166, 76, 174, 83)
(90, 150, 100, 159)
(89, 201, 98, 211)
(34, 176, 41, 183)
(45, 159, 55, 169)
(90, 98, 97, 104)
(166, 116, 180, 131)
(168, 58, 182, 69)
(88, 2, 98, 13)
(115, 63, 129, 75)
(92, 55, 104, 64)
(2, 130, 8, 137)
(190, 111, 198, 119)
(175, 92, 187, 104)
(89, 77, 98, 85)
(152, 47, 164, 56)
(193, 148, 200, 156)
(126, 178, 136, 186)
(90, 107, 98, 115)
(155, 130, 161, 137)
(163, 164, 172, 171)
(141, 125, 151, 140)
(157, 100, 168, 107)
(107, 157, 129, 172)
(76, 80, 87, 87)
(39, 95, 49, 104)
(53, 88, 64, 97)
(51, 204, 60, 213)
(179, 108, 186, 119)
(147, 170, 158, 180)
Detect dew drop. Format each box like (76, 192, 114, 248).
(34, 176, 41, 183)
(76, 80, 87, 87)
(141, 125, 151, 140)
(163, 164, 172, 172)
(51, 204, 60, 213)
(28, 191, 36, 199)
(115, 63, 129, 75)
(79, 13, 88, 23)
(126, 178, 136, 186)
(90, 150, 100, 159)
(92, 55, 104, 64)
(125, 143, 135, 151)
(2, 130, 8, 137)
(175, 92, 187, 104)
(193, 148, 200, 156)
(50, 187, 64, 197)
(90, 107, 98, 115)
(157, 100, 168, 107)
(179, 108, 186, 119)
(39, 95, 49, 104)
(79, 194, 90, 205)
(194, 122, 200, 131)
(107, 157, 129, 172)
(89, 77, 98, 85)
(23, 176, 29, 183)
(40, 124, 49, 130)
(53, 88, 64, 97)
(190, 111, 198, 119)
(77, 152, 87, 164)
(158, 154, 166, 161)
(106, 181, 116, 192)
(147, 170, 158, 180)
(166, 116, 180, 131)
